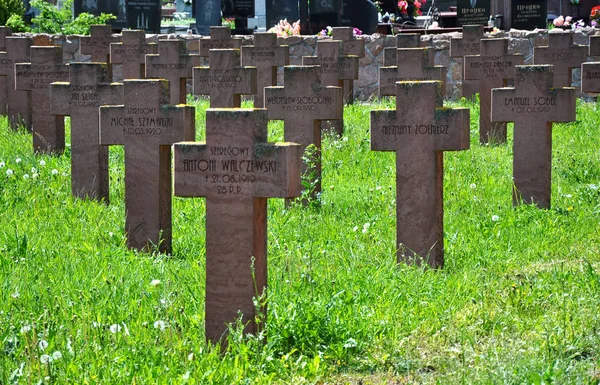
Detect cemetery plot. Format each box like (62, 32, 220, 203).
(450, 25, 485, 99)
(110, 30, 157, 80)
(0, 37, 33, 128)
(533, 31, 587, 87)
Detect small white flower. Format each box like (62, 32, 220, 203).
(40, 354, 51, 364)
(51, 169, 58, 175)
(109, 232, 114, 237)
(6, 169, 13, 176)
(153, 320, 167, 330)
(20, 325, 31, 333)
(182, 371, 190, 381)
(491, 215, 500, 222)
(362, 222, 370, 234)
(67, 338, 73, 354)
(352, 226, 358, 232)
(61, 172, 67, 177)
(150, 279, 161, 286)
(52, 351, 62, 360)
(15, 158, 21, 164)
(22, 174, 29, 180)
(66, 143, 71, 147)
(39, 159, 46, 166)
(469, 183, 477, 189)
(11, 291, 19, 299)
(31, 167, 37, 173)
(187, 352, 194, 361)
(92, 321, 100, 328)
(38, 340, 48, 351)
(564, 194, 573, 198)
(0, 161, 5, 168)
(109, 324, 121, 334)
(376, 186, 382, 190)
(32, 173, 39, 179)
(342, 136, 349, 142)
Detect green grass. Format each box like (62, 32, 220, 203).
(1, 96, 600, 384)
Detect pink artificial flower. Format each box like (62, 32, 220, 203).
(353, 27, 362, 36)
(414, 0, 422, 8)
(398, 0, 408, 12)
(553, 16, 564, 27)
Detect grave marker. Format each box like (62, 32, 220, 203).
(265, 65, 343, 200)
(125, 0, 161, 33)
(146, 39, 201, 105)
(511, 0, 546, 30)
(199, 27, 242, 58)
(491, 65, 576, 208)
(383, 33, 422, 67)
(0, 26, 11, 51)
(331, 27, 365, 104)
(0, 26, 11, 116)
(15, 46, 69, 153)
(379, 47, 447, 97)
(174, 109, 302, 343)
(533, 31, 587, 87)
(0, 37, 32, 128)
(371, 80, 470, 268)
(80, 24, 120, 63)
(590, 35, 600, 57)
(195, 0, 222, 36)
(99, 80, 195, 252)
(110, 29, 157, 80)
(464, 38, 524, 144)
(266, 0, 299, 30)
(193, 49, 257, 108)
(241, 33, 289, 108)
(50, 63, 124, 201)
(450, 25, 484, 99)
(581, 61, 600, 93)
(457, 0, 490, 26)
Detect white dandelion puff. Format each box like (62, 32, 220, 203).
(52, 351, 62, 360)
(39, 160, 46, 166)
(492, 215, 500, 222)
(51, 169, 58, 175)
(150, 279, 161, 286)
(6, 169, 13, 176)
(40, 354, 51, 364)
(38, 340, 48, 351)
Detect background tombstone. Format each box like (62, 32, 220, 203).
(383, 33, 422, 67)
(15, 46, 69, 154)
(99, 79, 195, 253)
(74, 0, 127, 30)
(146, 39, 201, 105)
(50, 63, 123, 202)
(371, 80, 470, 268)
(174, 109, 302, 344)
(450, 25, 485, 99)
(193, 49, 256, 108)
(340, 0, 378, 35)
(265, 0, 299, 31)
(457, 0, 490, 26)
(125, 0, 161, 33)
(265, 65, 343, 201)
(331, 26, 365, 104)
(379, 48, 447, 97)
(222, 0, 255, 34)
(110, 29, 157, 80)
(0, 26, 11, 51)
(0, 37, 32, 129)
(241, 33, 289, 108)
(464, 38, 524, 144)
(0, 26, 11, 116)
(309, 0, 341, 33)
(590, 35, 600, 58)
(196, 0, 223, 36)
(199, 27, 243, 59)
(80, 24, 121, 80)
(511, 0, 547, 30)
(533, 31, 587, 88)
(492, 65, 576, 208)
(581, 62, 600, 93)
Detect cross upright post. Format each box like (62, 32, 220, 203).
(0, 37, 32, 128)
(492, 65, 576, 208)
(331, 27, 365, 104)
(80, 24, 120, 80)
(371, 80, 470, 268)
(199, 26, 242, 59)
(589, 35, 600, 57)
(383, 33, 422, 67)
(110, 30, 157, 80)
(450, 25, 485, 99)
(581, 61, 600, 93)
(0, 26, 11, 115)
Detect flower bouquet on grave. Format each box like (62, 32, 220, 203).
(267, 19, 301, 37)
(591, 6, 600, 27)
(397, 0, 425, 26)
(317, 26, 362, 37)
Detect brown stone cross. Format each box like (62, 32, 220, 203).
(193, 49, 257, 108)
(371, 80, 470, 268)
(50, 63, 124, 202)
(0, 27, 12, 116)
(173, 109, 301, 343)
(80, 24, 120, 63)
(464, 38, 524, 144)
(379, 47, 447, 97)
(199, 26, 242, 58)
(110, 30, 157, 80)
(331, 27, 365, 104)
(0, 26, 11, 51)
(0, 37, 32, 128)
(146, 39, 201, 105)
(99, 80, 195, 253)
(265, 65, 343, 201)
(492, 65, 576, 208)
(15, 46, 69, 154)
(450, 25, 485, 99)
(240, 33, 289, 108)
(581, 61, 600, 93)
(383, 33, 422, 67)
(589, 35, 600, 57)
(533, 31, 587, 87)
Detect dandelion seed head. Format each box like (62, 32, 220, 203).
(150, 279, 161, 286)
(22, 174, 29, 180)
(39, 160, 46, 166)
(492, 215, 500, 222)
(38, 340, 48, 351)
(51, 169, 58, 175)
(52, 351, 62, 360)
(6, 169, 13, 176)
(40, 354, 51, 364)
(109, 324, 121, 334)
(15, 158, 21, 163)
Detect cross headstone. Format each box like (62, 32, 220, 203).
(464, 38, 524, 144)
(265, 65, 343, 201)
(15, 46, 69, 154)
(450, 25, 485, 99)
(199, 27, 242, 58)
(0, 26, 11, 116)
(80, 24, 120, 63)
(99, 79, 195, 253)
(533, 31, 587, 88)
(146, 39, 201, 105)
(379, 47, 447, 97)
(371, 80, 470, 268)
(110, 29, 157, 80)
(331, 27, 365, 104)
(581, 61, 600, 93)
(195, 0, 222, 36)
(193, 49, 257, 108)
(383, 33, 422, 67)
(0, 26, 11, 51)
(50, 63, 124, 201)
(240, 33, 289, 108)
(173, 109, 302, 343)
(491, 65, 576, 208)
(590, 35, 600, 57)
(0, 37, 32, 128)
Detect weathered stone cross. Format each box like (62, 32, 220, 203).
(450, 25, 485, 98)
(110, 29, 157, 80)
(99, 80, 195, 253)
(146, 39, 200, 105)
(80, 24, 120, 63)
(0, 26, 11, 115)
(199, 26, 242, 59)
(383, 33, 422, 66)
(50, 63, 124, 202)
(0, 26, 10, 51)
(491, 65, 576, 208)
(589, 34, 600, 57)
(533, 31, 587, 87)
(581, 61, 600, 93)
(173, 109, 301, 343)
(15, 46, 69, 153)
(0, 37, 32, 128)
(331, 26, 365, 104)
(464, 38, 524, 144)
(240, 32, 289, 108)
(371, 81, 470, 268)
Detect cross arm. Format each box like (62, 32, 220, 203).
(250, 142, 302, 198)
(49, 82, 72, 116)
(491, 87, 517, 123)
(158, 105, 196, 144)
(433, 107, 470, 151)
(370, 109, 398, 152)
(338, 55, 359, 80)
(99, 105, 126, 145)
(548, 87, 576, 122)
(582, 62, 600, 93)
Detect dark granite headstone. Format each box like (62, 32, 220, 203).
(340, 0, 378, 34)
(266, 0, 299, 30)
(511, 0, 547, 30)
(310, 0, 341, 33)
(126, 0, 161, 33)
(195, 0, 222, 36)
(457, 0, 490, 26)
(222, 0, 255, 17)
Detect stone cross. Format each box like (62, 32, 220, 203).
(110, 30, 157, 80)
(173, 109, 302, 343)
(265, 65, 343, 201)
(199, 26, 242, 58)
(50, 63, 124, 202)
(491, 65, 575, 208)
(0, 37, 32, 128)
(331, 27, 366, 104)
(0, 26, 11, 51)
(80, 24, 120, 63)
(533, 31, 587, 87)
(464, 38, 524, 144)
(379, 47, 447, 97)
(15, 46, 69, 154)
(581, 61, 600, 93)
(450, 25, 485, 98)
(371, 80, 470, 268)
(589, 35, 600, 57)
(193, 49, 257, 108)
(0, 26, 12, 116)
(146, 39, 201, 105)
(383, 33, 422, 67)
(240, 33, 289, 108)
(99, 80, 195, 253)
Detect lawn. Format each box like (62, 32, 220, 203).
(0, 96, 599, 384)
